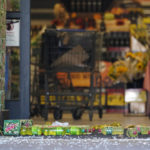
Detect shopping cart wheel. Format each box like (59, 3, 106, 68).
(72, 108, 83, 120)
(98, 107, 103, 119)
(53, 108, 63, 120)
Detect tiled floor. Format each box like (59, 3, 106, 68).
(32, 112, 150, 127)
(1, 137, 150, 150)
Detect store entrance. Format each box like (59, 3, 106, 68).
(4, 0, 150, 125)
(30, 0, 150, 125)
(2, 0, 150, 146)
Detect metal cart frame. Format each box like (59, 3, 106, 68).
(40, 29, 103, 121)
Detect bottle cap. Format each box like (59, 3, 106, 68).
(88, 129, 92, 132)
(81, 129, 85, 133)
(66, 129, 70, 133)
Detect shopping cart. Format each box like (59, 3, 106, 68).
(39, 29, 103, 121)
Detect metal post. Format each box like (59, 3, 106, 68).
(0, 0, 6, 111)
(20, 0, 30, 119)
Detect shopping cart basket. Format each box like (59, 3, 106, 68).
(39, 29, 103, 121)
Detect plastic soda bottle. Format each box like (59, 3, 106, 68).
(43, 128, 49, 136)
(141, 126, 150, 135)
(126, 128, 138, 138)
(49, 128, 56, 136)
(32, 126, 42, 136)
(20, 127, 27, 136)
(26, 127, 32, 136)
(112, 127, 124, 135)
(81, 128, 86, 135)
(49, 127, 65, 136)
(66, 127, 82, 135)
(32, 126, 38, 135)
(101, 127, 113, 135)
(80, 126, 92, 135)
(37, 127, 42, 136)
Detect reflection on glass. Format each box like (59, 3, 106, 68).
(5, 47, 20, 100)
(7, 0, 20, 11)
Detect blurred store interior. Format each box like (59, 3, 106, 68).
(5, 0, 150, 125)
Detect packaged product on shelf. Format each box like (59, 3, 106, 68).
(3, 120, 20, 136)
(20, 126, 32, 136)
(140, 126, 150, 135)
(49, 127, 65, 136)
(112, 127, 124, 135)
(81, 126, 92, 135)
(99, 122, 124, 135)
(101, 127, 113, 135)
(26, 127, 32, 136)
(126, 128, 138, 138)
(43, 128, 49, 136)
(32, 125, 42, 136)
(66, 126, 82, 135)
(20, 127, 26, 136)
(92, 125, 107, 134)
(20, 120, 33, 127)
(126, 126, 140, 138)
(101, 126, 124, 135)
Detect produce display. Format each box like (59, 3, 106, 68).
(1, 120, 150, 138)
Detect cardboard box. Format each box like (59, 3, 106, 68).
(20, 120, 33, 127)
(3, 120, 21, 136)
(3, 119, 33, 135)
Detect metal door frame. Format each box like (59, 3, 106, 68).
(5, 0, 30, 119)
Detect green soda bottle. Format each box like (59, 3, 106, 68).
(43, 128, 49, 136)
(101, 127, 113, 135)
(49, 127, 65, 136)
(81, 128, 86, 135)
(65, 127, 70, 135)
(37, 127, 42, 136)
(112, 127, 124, 135)
(32, 126, 38, 135)
(141, 126, 150, 135)
(66, 127, 82, 135)
(20, 127, 27, 136)
(56, 127, 65, 136)
(126, 128, 138, 138)
(26, 127, 32, 136)
(49, 128, 56, 136)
